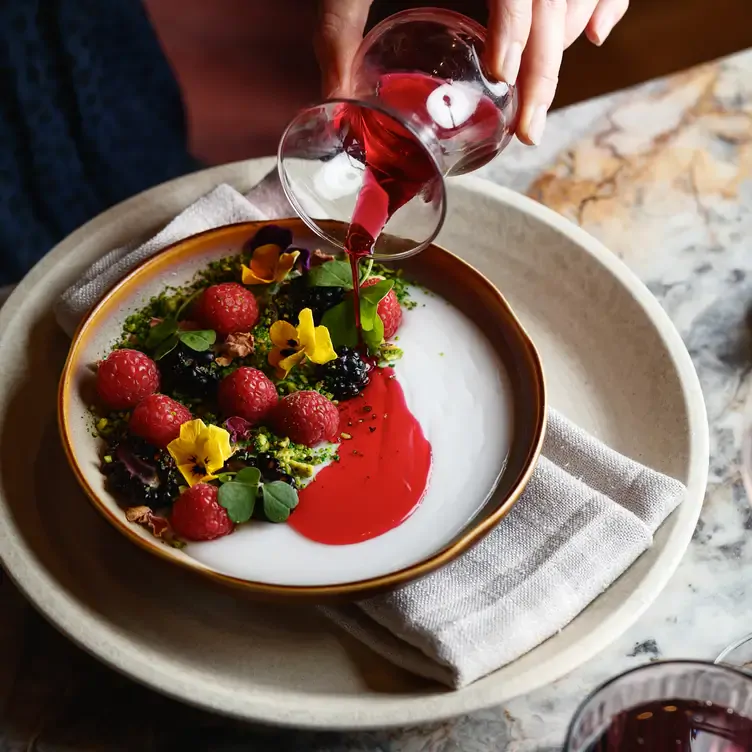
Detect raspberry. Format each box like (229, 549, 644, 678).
(170, 483, 233, 541)
(96, 349, 160, 409)
(362, 278, 402, 339)
(218, 367, 278, 423)
(129, 394, 192, 448)
(195, 282, 259, 337)
(272, 391, 339, 447)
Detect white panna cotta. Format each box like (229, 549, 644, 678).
(184, 284, 514, 586)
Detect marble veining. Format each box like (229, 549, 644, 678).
(3, 48, 752, 751)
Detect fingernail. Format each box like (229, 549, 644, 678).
(500, 42, 523, 86)
(591, 11, 616, 45)
(526, 106, 547, 145)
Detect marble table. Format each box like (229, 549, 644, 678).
(2, 49, 752, 751)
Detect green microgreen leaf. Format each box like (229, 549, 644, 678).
(146, 317, 178, 349)
(362, 314, 384, 354)
(307, 260, 353, 289)
(359, 279, 393, 332)
(261, 481, 299, 523)
(235, 466, 261, 487)
(218, 482, 257, 524)
(175, 289, 202, 320)
(178, 329, 216, 352)
(153, 334, 179, 361)
(359, 258, 374, 285)
(216, 472, 236, 484)
(321, 301, 358, 349)
(320, 278, 393, 351)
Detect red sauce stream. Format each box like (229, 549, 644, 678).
(289, 367, 432, 545)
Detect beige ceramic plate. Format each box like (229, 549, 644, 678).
(0, 158, 707, 729)
(59, 219, 545, 599)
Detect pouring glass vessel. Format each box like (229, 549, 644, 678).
(277, 7, 519, 260)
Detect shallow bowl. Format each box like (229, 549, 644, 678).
(58, 219, 546, 600)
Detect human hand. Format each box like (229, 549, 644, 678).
(316, 0, 628, 146)
(484, 0, 629, 144)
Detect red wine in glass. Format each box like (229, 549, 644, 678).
(583, 698, 752, 750)
(341, 71, 506, 329)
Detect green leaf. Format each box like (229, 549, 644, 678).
(146, 317, 178, 349)
(176, 289, 202, 320)
(362, 314, 384, 354)
(178, 329, 216, 351)
(218, 482, 256, 523)
(216, 472, 236, 484)
(235, 466, 261, 487)
(307, 260, 353, 289)
(359, 258, 374, 285)
(359, 279, 393, 333)
(153, 334, 178, 361)
(320, 279, 392, 350)
(262, 481, 299, 523)
(321, 301, 358, 349)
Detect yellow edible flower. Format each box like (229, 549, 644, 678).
(241, 243, 299, 285)
(167, 419, 234, 487)
(268, 307, 337, 377)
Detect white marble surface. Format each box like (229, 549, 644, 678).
(2, 50, 752, 752)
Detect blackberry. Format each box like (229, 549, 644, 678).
(104, 461, 159, 506)
(159, 342, 219, 397)
(154, 452, 182, 506)
(319, 346, 370, 400)
(297, 286, 345, 324)
(277, 277, 345, 324)
(102, 440, 181, 508)
(228, 450, 290, 483)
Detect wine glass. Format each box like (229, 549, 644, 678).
(277, 7, 518, 260)
(564, 661, 752, 751)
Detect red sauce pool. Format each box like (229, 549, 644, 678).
(288, 367, 432, 545)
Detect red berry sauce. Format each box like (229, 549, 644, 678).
(289, 367, 432, 545)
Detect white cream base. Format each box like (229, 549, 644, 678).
(185, 286, 514, 586)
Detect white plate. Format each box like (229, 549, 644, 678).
(0, 157, 708, 729)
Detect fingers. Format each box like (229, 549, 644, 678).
(516, 0, 567, 145)
(315, 0, 374, 97)
(485, 0, 533, 86)
(563, 0, 599, 48)
(586, 0, 629, 45)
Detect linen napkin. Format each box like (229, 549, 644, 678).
(55, 171, 686, 688)
(55, 170, 295, 337)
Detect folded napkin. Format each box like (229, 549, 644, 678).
(55, 170, 295, 337)
(55, 172, 686, 688)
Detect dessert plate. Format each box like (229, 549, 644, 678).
(59, 220, 545, 596)
(0, 158, 707, 729)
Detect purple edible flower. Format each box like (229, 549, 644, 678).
(225, 416, 253, 443)
(290, 247, 311, 273)
(247, 224, 293, 252)
(115, 443, 159, 488)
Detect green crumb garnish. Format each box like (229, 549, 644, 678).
(378, 343, 404, 367)
(371, 263, 416, 309)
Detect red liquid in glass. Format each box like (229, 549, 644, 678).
(341, 72, 505, 325)
(584, 699, 752, 751)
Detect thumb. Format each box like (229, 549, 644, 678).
(316, 0, 373, 97)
